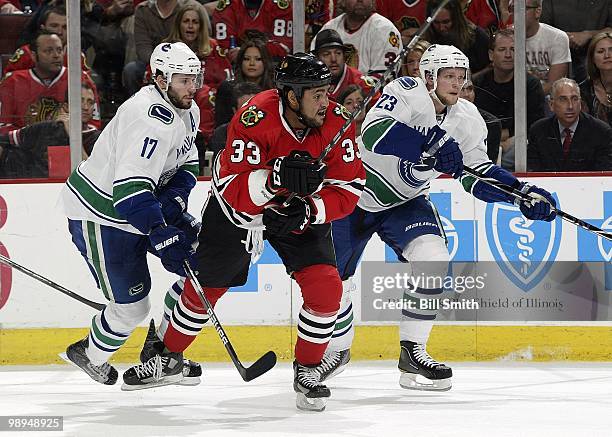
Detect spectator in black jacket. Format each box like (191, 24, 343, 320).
(473, 28, 546, 170)
(528, 78, 612, 172)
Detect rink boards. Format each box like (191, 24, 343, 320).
(0, 175, 611, 363)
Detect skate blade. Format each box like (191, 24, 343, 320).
(58, 352, 71, 365)
(399, 373, 452, 392)
(176, 376, 201, 386)
(121, 373, 184, 391)
(296, 393, 327, 412)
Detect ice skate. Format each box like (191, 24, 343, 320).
(293, 361, 331, 412)
(59, 337, 118, 385)
(398, 341, 452, 391)
(122, 350, 184, 391)
(140, 319, 202, 386)
(317, 349, 351, 382)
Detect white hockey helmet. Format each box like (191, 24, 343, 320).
(419, 44, 469, 92)
(150, 42, 203, 90)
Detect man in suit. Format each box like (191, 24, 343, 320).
(528, 78, 612, 171)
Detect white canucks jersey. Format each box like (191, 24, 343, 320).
(61, 85, 200, 234)
(313, 13, 403, 76)
(358, 76, 488, 212)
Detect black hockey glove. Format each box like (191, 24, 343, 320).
(149, 224, 196, 277)
(267, 151, 327, 195)
(516, 183, 557, 222)
(421, 125, 463, 179)
(263, 197, 311, 234)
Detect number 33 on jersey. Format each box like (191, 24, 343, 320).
(214, 89, 366, 226)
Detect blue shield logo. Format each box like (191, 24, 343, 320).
(485, 200, 561, 291)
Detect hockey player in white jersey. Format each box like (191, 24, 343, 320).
(59, 42, 202, 387)
(318, 44, 557, 390)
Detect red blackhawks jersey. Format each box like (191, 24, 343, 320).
(213, 89, 366, 229)
(194, 84, 216, 142)
(4, 45, 89, 75)
(328, 65, 377, 102)
(213, 0, 293, 51)
(376, 0, 427, 30)
(0, 67, 100, 134)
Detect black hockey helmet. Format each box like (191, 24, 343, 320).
(275, 52, 332, 100)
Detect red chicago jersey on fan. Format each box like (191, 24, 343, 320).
(328, 65, 377, 102)
(194, 84, 216, 142)
(376, 0, 426, 30)
(214, 89, 365, 227)
(213, 0, 293, 51)
(4, 45, 90, 75)
(0, 67, 101, 134)
(203, 40, 234, 91)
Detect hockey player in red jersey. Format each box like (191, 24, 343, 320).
(0, 31, 101, 134)
(123, 53, 366, 411)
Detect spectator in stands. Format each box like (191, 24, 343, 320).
(541, 0, 612, 83)
(460, 77, 502, 163)
(0, 31, 101, 134)
(528, 78, 612, 171)
(462, 0, 502, 36)
(424, 0, 491, 73)
(336, 84, 365, 137)
(122, 0, 189, 96)
(233, 38, 275, 90)
(314, 0, 403, 77)
(312, 29, 376, 101)
(209, 81, 262, 158)
(401, 39, 430, 78)
(164, 2, 232, 92)
(509, 0, 571, 96)
(579, 32, 612, 128)
(4, 5, 90, 74)
(0, 0, 22, 14)
(376, 0, 426, 38)
(212, 0, 293, 56)
(473, 28, 546, 170)
(0, 82, 100, 179)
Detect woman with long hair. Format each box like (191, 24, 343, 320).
(424, 0, 490, 73)
(165, 2, 233, 91)
(233, 38, 275, 90)
(580, 32, 612, 127)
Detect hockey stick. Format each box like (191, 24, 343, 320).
(183, 262, 277, 382)
(313, 0, 451, 165)
(462, 166, 612, 242)
(0, 253, 106, 310)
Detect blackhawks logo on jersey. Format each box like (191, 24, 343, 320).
(388, 32, 400, 49)
(333, 104, 351, 120)
(361, 75, 376, 89)
(216, 0, 230, 11)
(240, 105, 265, 127)
(275, 0, 289, 9)
(8, 48, 25, 64)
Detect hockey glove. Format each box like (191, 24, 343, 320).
(158, 188, 188, 225)
(149, 224, 196, 277)
(421, 126, 463, 179)
(267, 151, 327, 195)
(263, 197, 311, 234)
(176, 212, 201, 246)
(516, 183, 557, 222)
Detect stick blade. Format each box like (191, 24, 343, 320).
(239, 351, 277, 382)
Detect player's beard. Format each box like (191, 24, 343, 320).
(167, 87, 192, 110)
(299, 108, 325, 128)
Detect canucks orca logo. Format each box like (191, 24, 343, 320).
(149, 104, 174, 124)
(485, 198, 561, 291)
